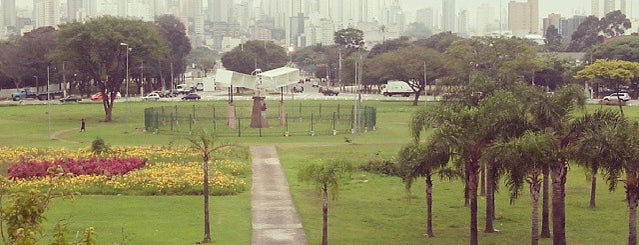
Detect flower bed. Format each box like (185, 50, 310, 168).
(8, 157, 147, 179)
(0, 146, 250, 196)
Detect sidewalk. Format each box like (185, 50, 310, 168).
(250, 146, 308, 245)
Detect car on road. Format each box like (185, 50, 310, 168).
(320, 88, 339, 96)
(603, 92, 631, 101)
(311, 81, 319, 87)
(59, 95, 82, 103)
(181, 93, 201, 101)
(142, 92, 161, 101)
(90, 92, 121, 101)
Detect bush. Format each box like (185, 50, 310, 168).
(91, 137, 109, 154)
(360, 159, 399, 176)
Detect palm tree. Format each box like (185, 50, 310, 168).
(298, 160, 353, 245)
(397, 139, 452, 237)
(516, 84, 586, 244)
(490, 130, 556, 245)
(188, 129, 232, 244)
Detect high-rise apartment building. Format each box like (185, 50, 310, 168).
(67, 0, 90, 22)
(604, 0, 615, 15)
(2, 0, 17, 28)
(441, 0, 455, 32)
(209, 0, 233, 22)
(475, 3, 494, 36)
(592, 0, 600, 17)
(415, 8, 434, 30)
(457, 9, 468, 37)
(34, 0, 60, 28)
(508, 0, 539, 36)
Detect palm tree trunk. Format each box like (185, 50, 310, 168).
(551, 164, 567, 245)
(202, 154, 212, 243)
(480, 165, 486, 197)
(589, 169, 597, 209)
(425, 175, 434, 237)
(470, 162, 480, 245)
(485, 165, 496, 233)
(627, 169, 638, 245)
(541, 167, 551, 238)
(322, 185, 329, 245)
(465, 167, 470, 207)
(530, 179, 541, 245)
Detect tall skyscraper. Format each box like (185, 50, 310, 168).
(457, 9, 468, 36)
(416, 8, 434, 30)
(592, 0, 601, 17)
(604, 0, 615, 15)
(34, 0, 60, 28)
(209, 0, 233, 22)
(2, 0, 17, 28)
(542, 13, 562, 36)
(441, 0, 455, 32)
(67, 0, 89, 22)
(508, 0, 539, 36)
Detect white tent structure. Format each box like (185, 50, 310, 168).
(215, 67, 301, 91)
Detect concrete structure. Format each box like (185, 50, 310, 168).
(560, 15, 587, 42)
(2, 0, 17, 28)
(416, 8, 434, 30)
(604, 0, 615, 15)
(34, 0, 59, 28)
(457, 9, 468, 37)
(508, 0, 539, 36)
(209, 0, 233, 22)
(543, 13, 562, 36)
(441, 0, 455, 32)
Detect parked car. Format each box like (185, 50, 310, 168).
(142, 92, 161, 101)
(59, 95, 82, 103)
(181, 93, 201, 101)
(311, 81, 319, 87)
(603, 92, 631, 101)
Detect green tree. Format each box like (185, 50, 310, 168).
(188, 129, 233, 244)
(575, 59, 639, 116)
(155, 15, 192, 88)
(544, 25, 562, 52)
(298, 160, 353, 245)
(402, 22, 432, 38)
(413, 31, 463, 53)
(398, 126, 452, 237)
(220, 40, 288, 74)
(587, 38, 639, 62)
(568, 16, 603, 52)
(187, 46, 218, 77)
(367, 36, 412, 58)
(55, 16, 169, 122)
(599, 10, 632, 38)
(0, 27, 58, 89)
(333, 28, 364, 48)
(490, 130, 556, 245)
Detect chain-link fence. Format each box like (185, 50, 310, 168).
(144, 102, 376, 137)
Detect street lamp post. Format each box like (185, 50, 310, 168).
(33, 76, 38, 93)
(47, 65, 51, 139)
(120, 42, 130, 133)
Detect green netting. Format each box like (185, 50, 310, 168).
(144, 102, 376, 137)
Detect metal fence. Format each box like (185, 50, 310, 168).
(144, 102, 376, 137)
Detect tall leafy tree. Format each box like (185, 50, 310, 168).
(0, 27, 58, 89)
(544, 25, 562, 52)
(333, 28, 364, 48)
(187, 46, 218, 77)
(55, 16, 169, 122)
(155, 15, 192, 88)
(587, 38, 639, 62)
(220, 40, 288, 74)
(599, 10, 632, 38)
(568, 16, 602, 52)
(298, 160, 353, 245)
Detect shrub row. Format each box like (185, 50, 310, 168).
(8, 157, 147, 179)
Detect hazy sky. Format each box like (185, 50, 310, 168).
(402, 0, 639, 19)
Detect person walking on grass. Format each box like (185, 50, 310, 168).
(80, 118, 86, 132)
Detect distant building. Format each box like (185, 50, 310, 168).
(543, 13, 562, 36)
(250, 26, 272, 41)
(2, 0, 17, 28)
(34, 0, 60, 28)
(560, 15, 587, 43)
(457, 10, 468, 37)
(415, 8, 434, 30)
(208, 0, 233, 22)
(508, 0, 539, 36)
(441, 0, 455, 32)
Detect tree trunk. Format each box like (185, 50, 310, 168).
(627, 169, 638, 245)
(470, 161, 480, 245)
(425, 176, 434, 237)
(322, 185, 329, 245)
(551, 164, 567, 245)
(480, 165, 486, 197)
(485, 165, 496, 233)
(530, 178, 541, 245)
(103, 99, 113, 122)
(541, 167, 551, 238)
(202, 153, 212, 243)
(465, 167, 470, 207)
(589, 169, 597, 209)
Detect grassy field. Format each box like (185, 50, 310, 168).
(0, 100, 635, 244)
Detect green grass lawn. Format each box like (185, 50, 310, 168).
(0, 100, 636, 244)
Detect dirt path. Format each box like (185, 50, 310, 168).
(49, 128, 80, 143)
(250, 146, 308, 245)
